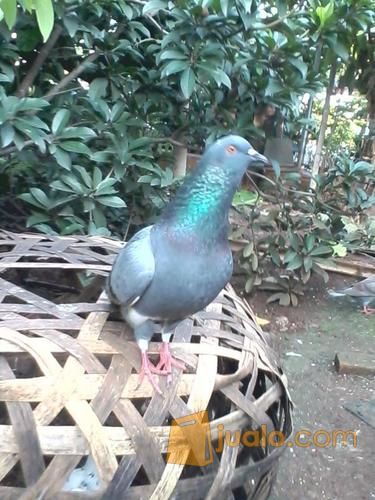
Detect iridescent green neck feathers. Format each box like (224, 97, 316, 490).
(159, 164, 240, 234)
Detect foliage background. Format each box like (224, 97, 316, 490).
(0, 0, 374, 302)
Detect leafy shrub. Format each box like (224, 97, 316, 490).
(235, 155, 374, 305)
(4, 0, 373, 237)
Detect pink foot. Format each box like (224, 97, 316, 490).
(363, 306, 375, 315)
(156, 342, 185, 374)
(138, 352, 165, 394)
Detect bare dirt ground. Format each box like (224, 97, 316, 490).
(240, 273, 375, 500)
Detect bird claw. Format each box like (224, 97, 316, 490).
(156, 342, 186, 374)
(137, 345, 185, 395)
(363, 306, 375, 315)
(138, 352, 164, 395)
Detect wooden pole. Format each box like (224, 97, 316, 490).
(310, 59, 337, 190)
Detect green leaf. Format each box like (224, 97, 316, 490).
(289, 57, 308, 79)
(210, 69, 232, 89)
(54, 147, 72, 170)
(52, 109, 70, 135)
(350, 161, 373, 174)
(233, 190, 258, 206)
(93, 166, 103, 186)
(60, 141, 91, 155)
(93, 206, 107, 228)
(160, 50, 188, 61)
(20, 0, 34, 13)
(27, 213, 50, 226)
(138, 175, 153, 183)
(267, 292, 285, 304)
(160, 167, 173, 187)
(96, 195, 126, 208)
(129, 137, 152, 151)
(279, 293, 291, 307)
(143, 0, 167, 15)
(290, 293, 298, 307)
(312, 263, 329, 283)
(162, 60, 188, 77)
(15, 116, 49, 131)
(251, 253, 258, 271)
(34, 0, 54, 42)
(305, 234, 315, 253)
(91, 151, 111, 163)
(283, 250, 297, 266)
(19, 193, 45, 209)
(30, 187, 50, 208)
(245, 276, 254, 293)
(74, 165, 92, 189)
(316, 0, 334, 26)
(333, 42, 349, 61)
(0, 122, 14, 147)
(287, 254, 303, 271)
(180, 67, 195, 99)
(243, 241, 254, 258)
(50, 180, 75, 193)
(94, 178, 117, 195)
(63, 14, 79, 37)
(60, 175, 86, 194)
(60, 127, 96, 140)
(88, 78, 108, 100)
(331, 243, 347, 257)
(1, 0, 17, 29)
(309, 245, 332, 256)
(303, 256, 313, 272)
(17, 97, 49, 111)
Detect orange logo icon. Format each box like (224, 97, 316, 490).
(167, 410, 213, 466)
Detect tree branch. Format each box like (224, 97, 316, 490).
(0, 135, 185, 158)
(43, 22, 126, 102)
(43, 51, 99, 102)
(16, 25, 64, 98)
(151, 137, 185, 148)
(0, 139, 42, 157)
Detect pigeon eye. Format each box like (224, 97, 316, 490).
(226, 145, 237, 154)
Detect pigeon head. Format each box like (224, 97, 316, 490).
(203, 135, 268, 177)
(159, 134, 268, 232)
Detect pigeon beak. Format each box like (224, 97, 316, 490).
(247, 147, 269, 165)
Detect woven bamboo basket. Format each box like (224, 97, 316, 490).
(0, 230, 292, 499)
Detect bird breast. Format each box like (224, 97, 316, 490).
(134, 236, 233, 320)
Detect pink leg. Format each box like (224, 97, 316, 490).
(156, 342, 186, 373)
(363, 305, 375, 315)
(138, 352, 165, 395)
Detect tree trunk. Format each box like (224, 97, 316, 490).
(297, 41, 323, 169)
(310, 59, 337, 190)
(361, 73, 375, 164)
(173, 136, 188, 177)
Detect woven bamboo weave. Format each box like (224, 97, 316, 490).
(0, 230, 292, 499)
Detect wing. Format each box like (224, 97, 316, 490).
(356, 276, 375, 296)
(107, 225, 155, 307)
(342, 276, 375, 297)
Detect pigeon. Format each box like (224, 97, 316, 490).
(329, 275, 375, 315)
(107, 135, 268, 392)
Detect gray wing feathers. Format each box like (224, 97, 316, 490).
(107, 226, 155, 307)
(342, 275, 375, 297)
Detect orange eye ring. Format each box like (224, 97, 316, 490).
(226, 145, 237, 154)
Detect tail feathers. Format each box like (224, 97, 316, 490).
(105, 275, 120, 305)
(328, 290, 346, 297)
